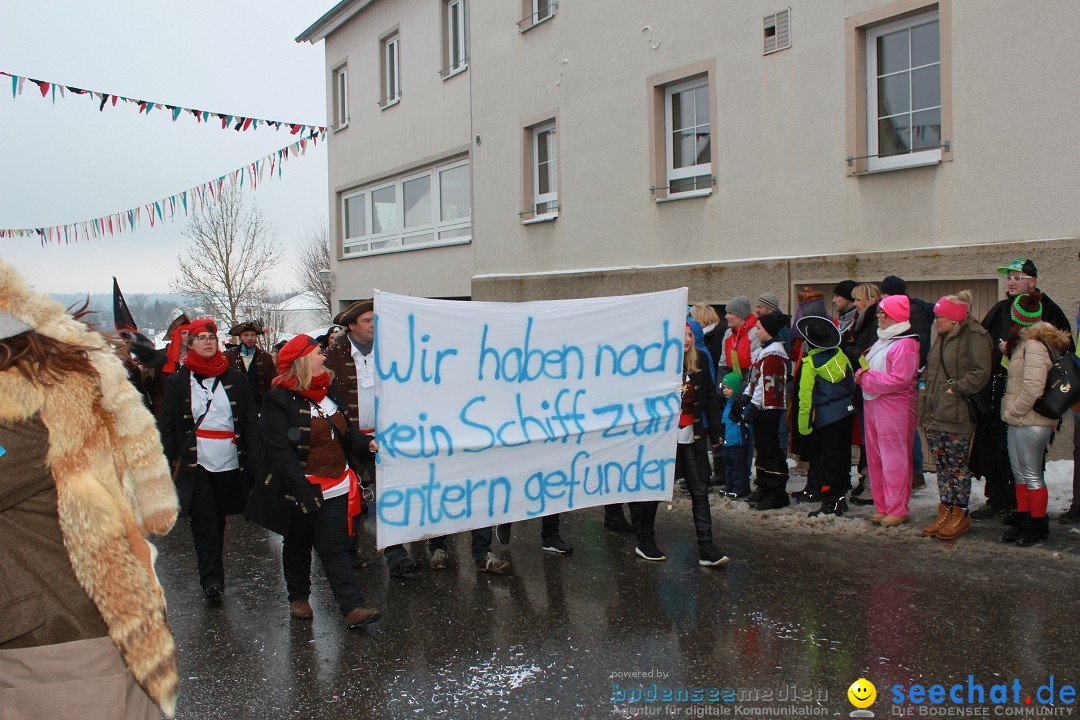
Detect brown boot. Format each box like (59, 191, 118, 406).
(344, 607, 381, 627)
(289, 600, 313, 619)
(921, 504, 952, 537)
(936, 507, 970, 541)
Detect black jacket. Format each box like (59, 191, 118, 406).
(684, 351, 723, 446)
(246, 385, 375, 535)
(159, 367, 261, 516)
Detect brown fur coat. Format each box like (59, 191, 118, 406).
(0, 260, 179, 717)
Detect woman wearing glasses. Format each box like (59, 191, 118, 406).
(247, 335, 381, 627)
(159, 319, 262, 603)
(854, 296, 920, 527)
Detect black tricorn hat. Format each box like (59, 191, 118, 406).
(796, 315, 841, 349)
(337, 299, 374, 327)
(228, 321, 264, 337)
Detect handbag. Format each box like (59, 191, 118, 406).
(939, 338, 988, 424)
(1033, 341, 1080, 420)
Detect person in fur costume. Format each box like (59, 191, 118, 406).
(0, 260, 179, 718)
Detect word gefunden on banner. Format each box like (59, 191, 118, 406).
(373, 288, 689, 548)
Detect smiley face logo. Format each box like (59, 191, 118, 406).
(848, 678, 877, 709)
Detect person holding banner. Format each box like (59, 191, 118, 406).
(326, 299, 420, 577)
(159, 319, 261, 602)
(249, 335, 382, 626)
(633, 322, 729, 566)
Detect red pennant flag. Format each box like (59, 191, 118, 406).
(290, 124, 301, 135)
(38, 81, 50, 97)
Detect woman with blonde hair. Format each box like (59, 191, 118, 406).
(247, 334, 381, 626)
(632, 321, 727, 566)
(917, 290, 992, 541)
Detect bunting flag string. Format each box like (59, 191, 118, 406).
(1, 70, 325, 136)
(0, 129, 326, 245)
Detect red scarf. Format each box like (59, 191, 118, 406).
(162, 325, 189, 374)
(183, 349, 229, 377)
(272, 370, 331, 403)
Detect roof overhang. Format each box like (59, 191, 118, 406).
(296, 0, 376, 44)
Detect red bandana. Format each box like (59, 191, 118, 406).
(272, 370, 331, 403)
(162, 323, 191, 374)
(183, 349, 229, 378)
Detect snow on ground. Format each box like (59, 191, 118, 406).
(674, 460, 1079, 558)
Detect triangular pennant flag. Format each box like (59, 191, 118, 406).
(17, 76, 25, 95)
(10, 74, 16, 99)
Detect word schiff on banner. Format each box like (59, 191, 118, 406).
(372, 289, 689, 547)
(1, 71, 325, 136)
(0, 130, 326, 245)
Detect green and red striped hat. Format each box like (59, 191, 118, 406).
(1010, 293, 1043, 327)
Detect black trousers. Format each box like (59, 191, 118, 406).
(283, 494, 366, 616)
(811, 416, 853, 502)
(428, 528, 493, 562)
(752, 413, 788, 497)
(675, 439, 714, 548)
(188, 466, 238, 591)
(629, 501, 659, 547)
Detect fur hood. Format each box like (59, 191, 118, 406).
(1020, 322, 1072, 352)
(0, 260, 179, 717)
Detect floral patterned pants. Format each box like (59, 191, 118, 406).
(924, 429, 973, 507)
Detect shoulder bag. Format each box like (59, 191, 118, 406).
(939, 338, 989, 423)
(1033, 341, 1080, 420)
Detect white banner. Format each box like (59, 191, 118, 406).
(372, 288, 688, 548)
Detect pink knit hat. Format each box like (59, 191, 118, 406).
(879, 294, 910, 323)
(933, 295, 968, 323)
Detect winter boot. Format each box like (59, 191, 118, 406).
(936, 507, 970, 541)
(1001, 512, 1028, 543)
(747, 481, 768, 506)
(1015, 515, 1050, 547)
(921, 504, 952, 537)
(808, 497, 848, 518)
(755, 475, 791, 511)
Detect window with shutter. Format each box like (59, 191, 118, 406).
(763, 8, 791, 55)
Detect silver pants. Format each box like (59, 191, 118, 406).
(1007, 425, 1054, 491)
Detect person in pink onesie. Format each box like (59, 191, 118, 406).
(854, 294, 920, 526)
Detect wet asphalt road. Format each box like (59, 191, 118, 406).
(158, 492, 1080, 720)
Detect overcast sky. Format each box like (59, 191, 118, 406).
(0, 1, 330, 295)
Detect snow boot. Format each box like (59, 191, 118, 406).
(922, 504, 952, 537)
(936, 507, 970, 541)
(1001, 512, 1028, 543)
(1015, 515, 1049, 547)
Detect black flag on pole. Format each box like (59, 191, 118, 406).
(113, 277, 138, 333)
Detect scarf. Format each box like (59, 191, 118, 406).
(162, 325, 189, 374)
(349, 334, 373, 356)
(272, 370, 331, 403)
(876, 320, 912, 341)
(240, 344, 255, 357)
(183, 349, 229, 377)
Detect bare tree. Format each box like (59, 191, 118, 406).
(171, 184, 280, 327)
(295, 220, 333, 319)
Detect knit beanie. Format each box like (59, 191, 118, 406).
(833, 280, 856, 302)
(726, 296, 752, 320)
(933, 295, 968, 323)
(881, 275, 907, 296)
(758, 312, 789, 338)
(1011, 292, 1043, 327)
(721, 372, 743, 391)
(756, 291, 782, 314)
(879, 294, 910, 323)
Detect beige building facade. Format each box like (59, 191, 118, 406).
(299, 0, 474, 306)
(302, 0, 1078, 322)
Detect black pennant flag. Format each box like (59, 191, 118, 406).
(113, 277, 138, 333)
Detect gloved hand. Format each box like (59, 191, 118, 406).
(286, 482, 324, 514)
(729, 393, 751, 421)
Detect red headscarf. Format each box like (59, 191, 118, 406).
(182, 318, 229, 377)
(162, 323, 191, 374)
(272, 334, 331, 403)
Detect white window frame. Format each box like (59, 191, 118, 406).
(341, 159, 471, 256)
(532, 122, 558, 220)
(664, 77, 712, 196)
(533, 0, 554, 23)
(334, 65, 349, 130)
(382, 34, 400, 108)
(446, 0, 467, 76)
(865, 11, 941, 172)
